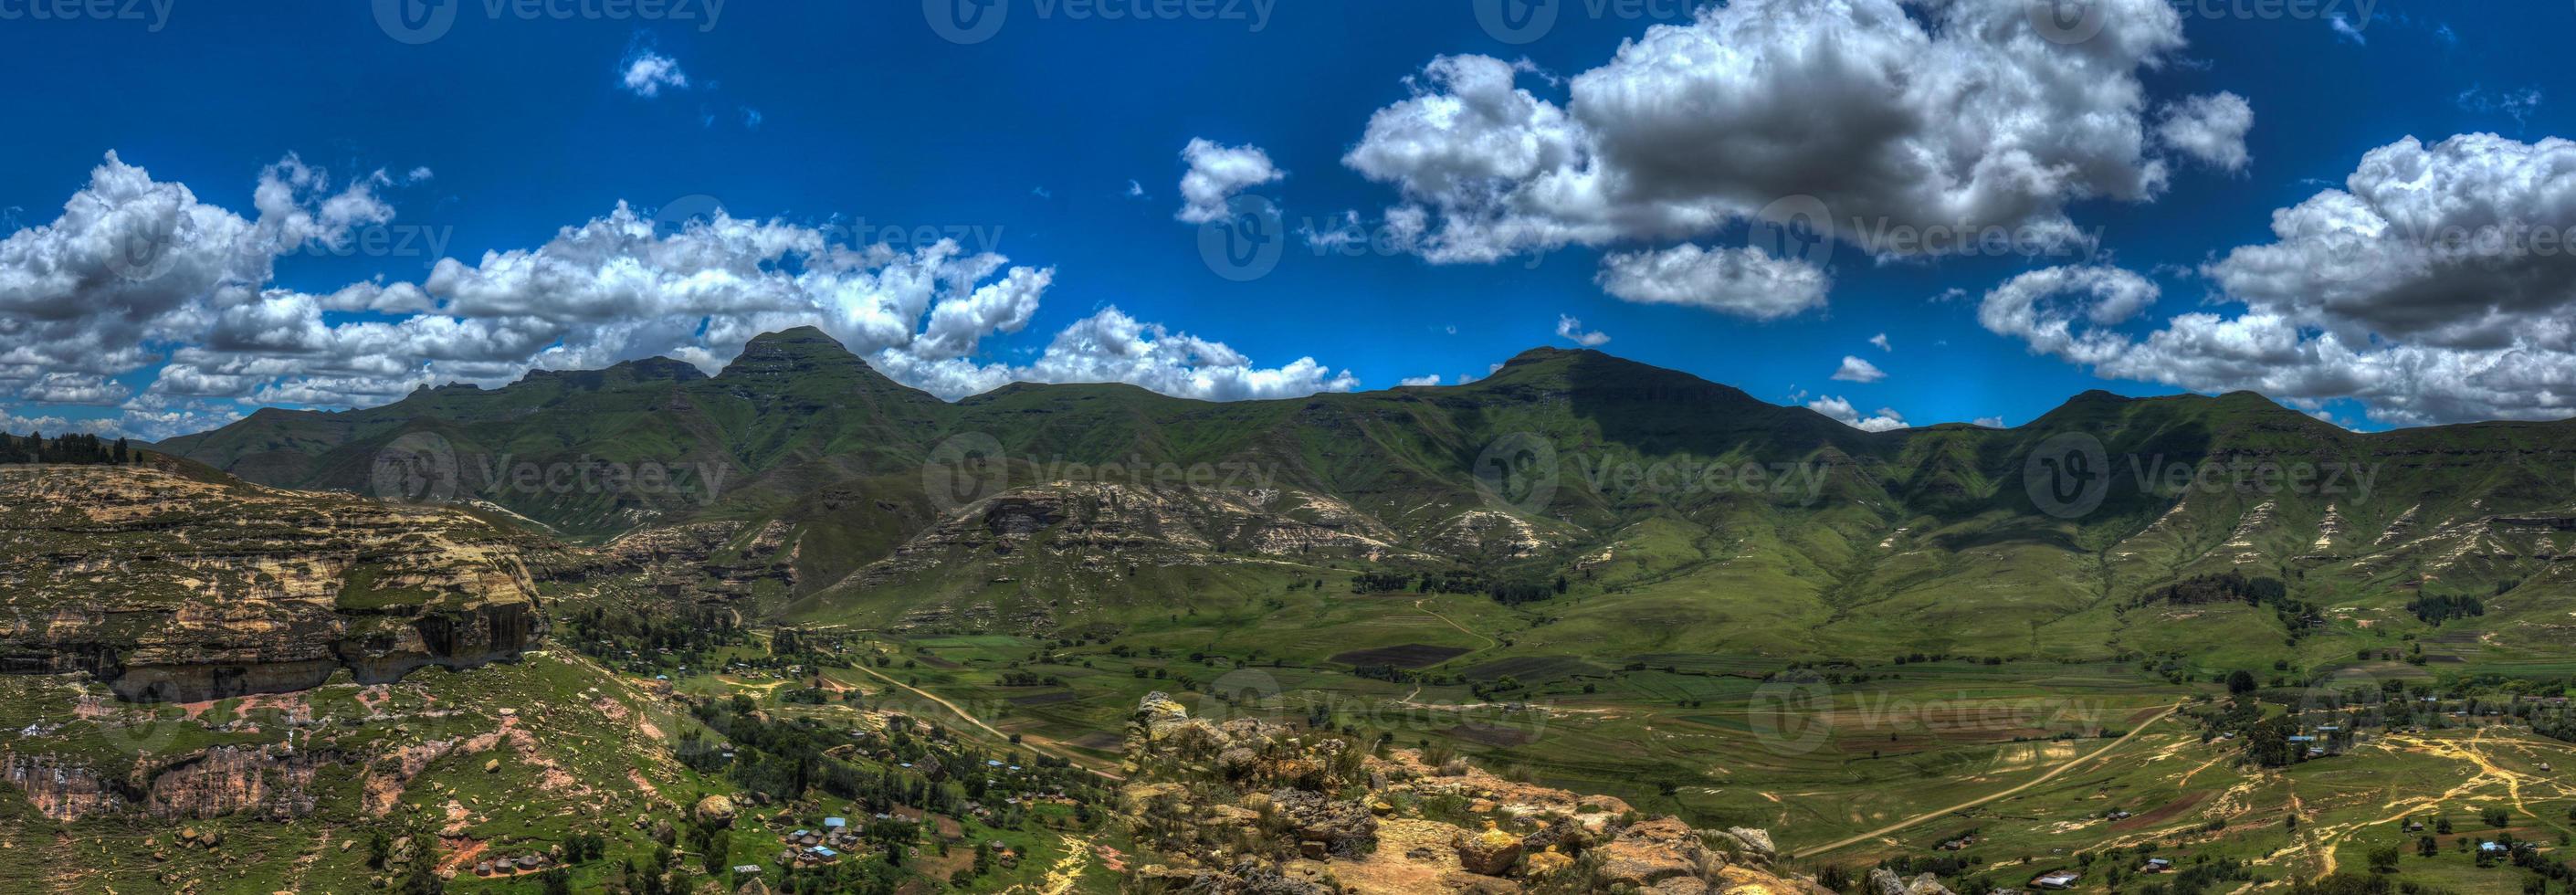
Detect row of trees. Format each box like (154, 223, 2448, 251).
(1, 431, 131, 466)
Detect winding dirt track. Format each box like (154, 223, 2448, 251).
(1793, 702, 2183, 859)
(1414, 598, 1498, 649)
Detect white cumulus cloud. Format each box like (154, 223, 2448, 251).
(1176, 139, 1286, 225)
(1555, 314, 1611, 347)
(1831, 355, 1887, 384)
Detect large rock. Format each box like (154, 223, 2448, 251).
(694, 794, 738, 827)
(1870, 869, 1956, 895)
(1598, 817, 1709, 889)
(1267, 789, 1378, 858)
(1455, 821, 1524, 876)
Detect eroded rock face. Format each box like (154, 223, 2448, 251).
(0, 751, 123, 821)
(0, 466, 548, 702)
(855, 481, 1426, 588)
(144, 743, 329, 820)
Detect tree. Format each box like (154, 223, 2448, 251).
(2366, 844, 2400, 873)
(2228, 670, 2259, 695)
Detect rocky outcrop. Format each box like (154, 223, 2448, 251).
(0, 751, 125, 821)
(1870, 868, 1958, 895)
(144, 743, 329, 819)
(854, 482, 1424, 589)
(0, 466, 547, 702)
(559, 519, 796, 597)
(1117, 692, 1823, 895)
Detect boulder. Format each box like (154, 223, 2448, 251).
(694, 794, 738, 827)
(1267, 789, 1377, 858)
(1525, 845, 1575, 879)
(1723, 827, 1776, 859)
(1870, 869, 1956, 895)
(1597, 817, 1707, 888)
(1456, 821, 1525, 876)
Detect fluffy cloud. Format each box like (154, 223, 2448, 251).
(1399, 374, 1443, 386)
(1978, 134, 2576, 424)
(1976, 265, 2161, 366)
(1831, 355, 1887, 383)
(872, 306, 1358, 402)
(1807, 395, 1907, 432)
(1593, 244, 1829, 320)
(2157, 92, 2255, 172)
(619, 49, 689, 97)
(1869, 333, 1892, 351)
(1555, 314, 1611, 347)
(1343, 0, 2210, 307)
(1176, 139, 1286, 225)
(0, 153, 1360, 439)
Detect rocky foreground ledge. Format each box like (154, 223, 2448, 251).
(1116, 691, 1832, 894)
(0, 465, 546, 702)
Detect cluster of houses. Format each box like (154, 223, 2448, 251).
(469, 853, 552, 877)
(778, 816, 862, 866)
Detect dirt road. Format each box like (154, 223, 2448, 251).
(1793, 702, 2183, 859)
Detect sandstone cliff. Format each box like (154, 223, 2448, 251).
(0, 465, 546, 701)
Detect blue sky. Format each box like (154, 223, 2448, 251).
(1, 0, 2571, 440)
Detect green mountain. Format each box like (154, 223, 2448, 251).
(155, 328, 2576, 663)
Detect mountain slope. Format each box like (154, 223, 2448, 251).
(153, 330, 2576, 661)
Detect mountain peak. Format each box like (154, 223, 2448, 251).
(741, 325, 846, 351)
(720, 327, 866, 379)
(1500, 346, 1601, 367)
